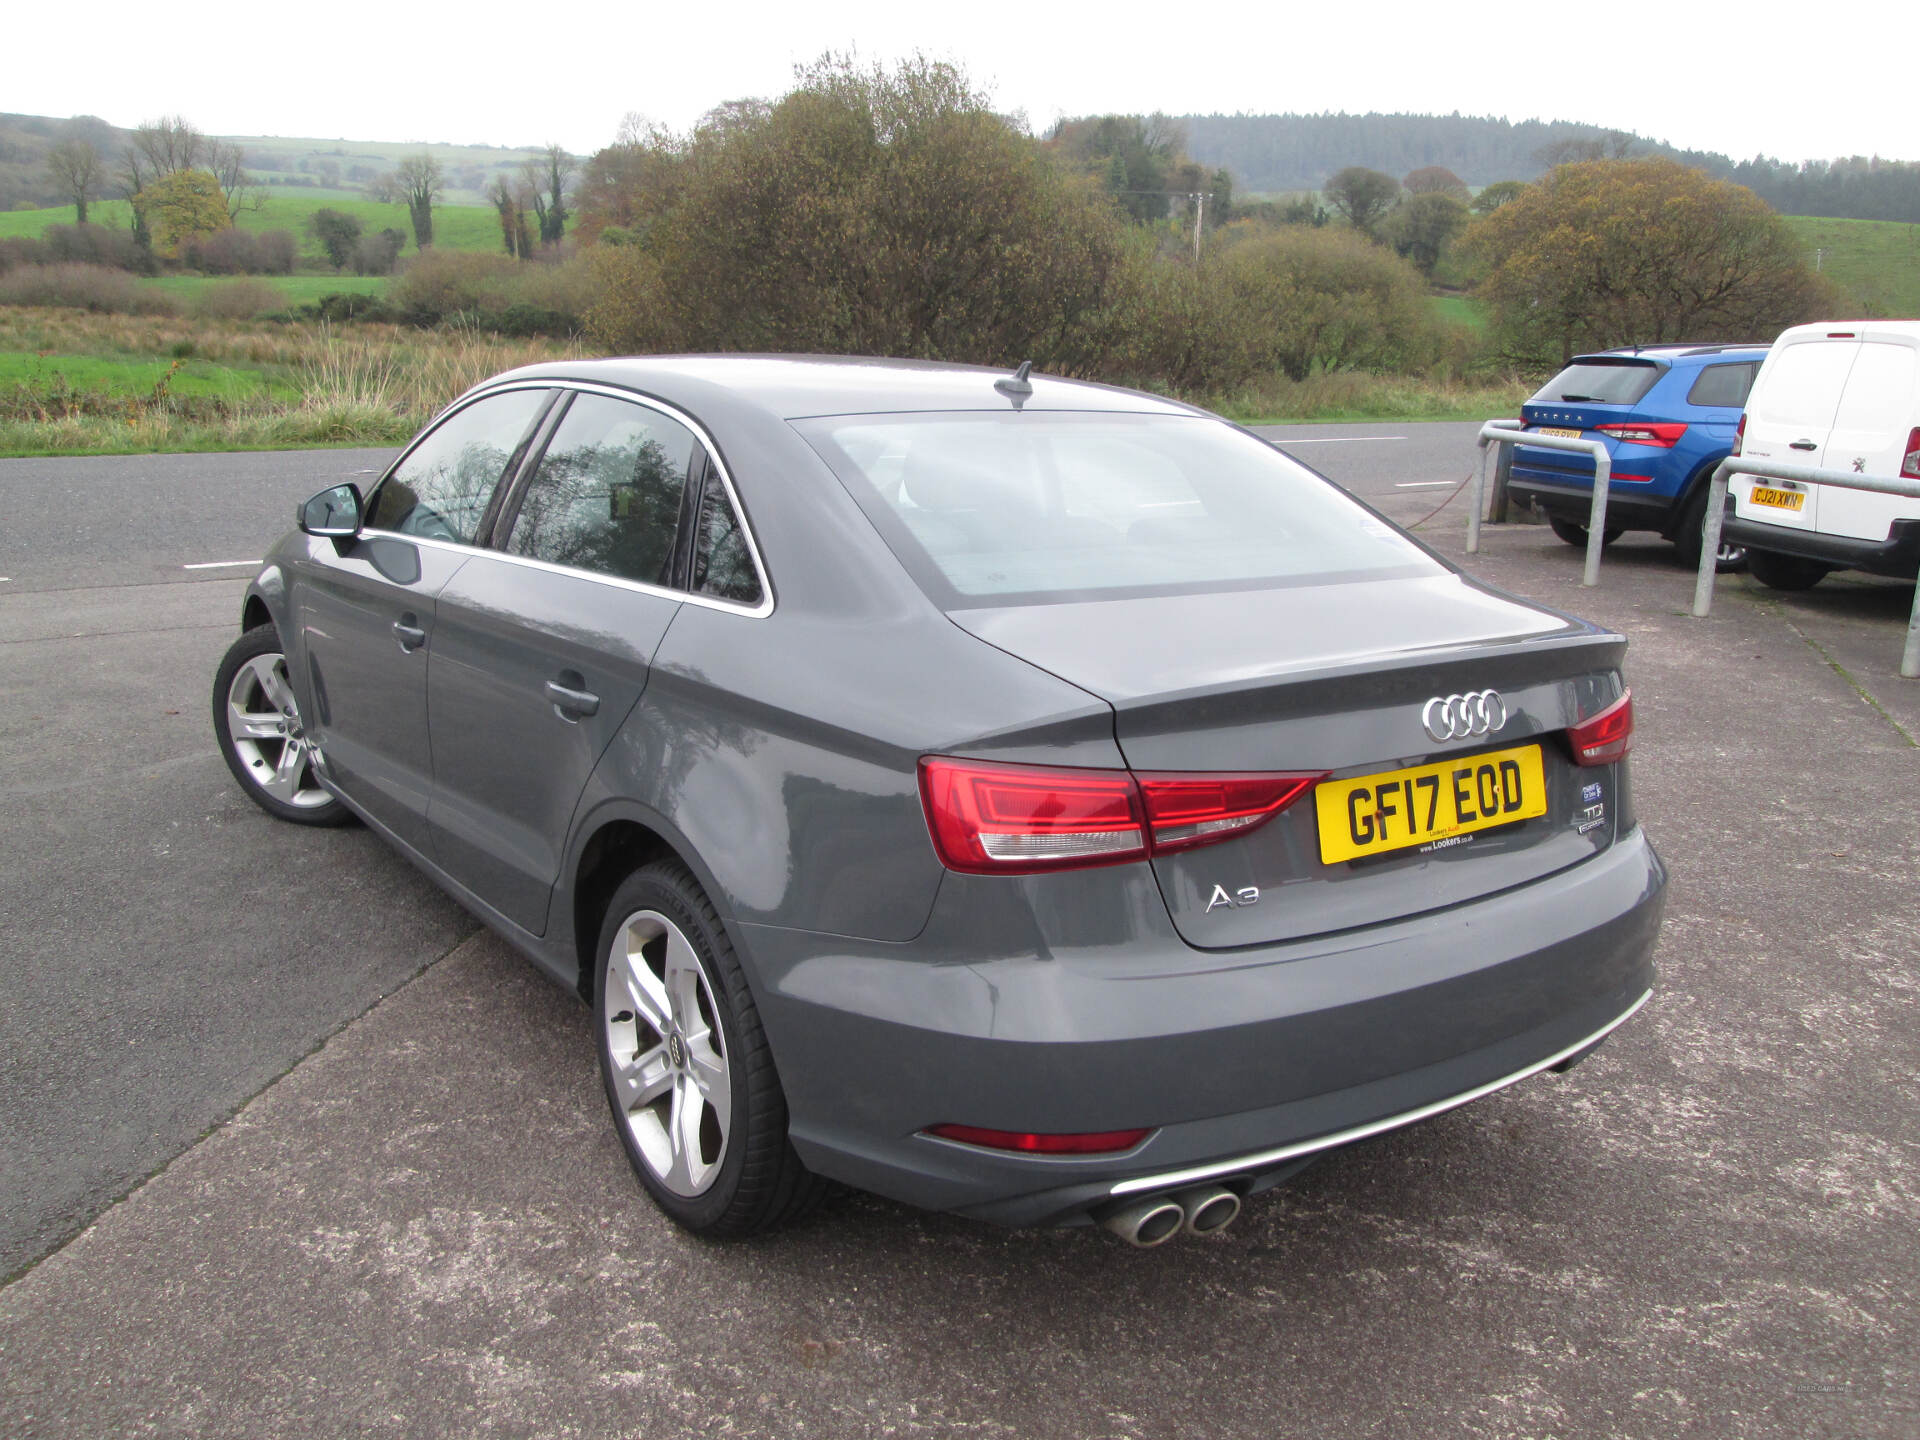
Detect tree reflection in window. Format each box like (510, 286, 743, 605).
(368, 389, 550, 543)
(508, 394, 695, 586)
(694, 482, 763, 605)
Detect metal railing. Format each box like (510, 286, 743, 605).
(1472, 420, 1614, 586)
(1692, 456, 1920, 678)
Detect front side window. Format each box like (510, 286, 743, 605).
(505, 392, 698, 586)
(368, 388, 551, 543)
(795, 411, 1438, 607)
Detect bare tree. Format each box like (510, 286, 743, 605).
(131, 115, 206, 177)
(488, 175, 527, 258)
(392, 153, 443, 249)
(45, 136, 104, 224)
(208, 138, 263, 221)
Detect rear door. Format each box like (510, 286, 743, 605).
(291, 386, 554, 851)
(1818, 338, 1920, 540)
(424, 388, 701, 934)
(1735, 338, 1855, 531)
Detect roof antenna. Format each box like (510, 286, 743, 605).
(994, 360, 1034, 408)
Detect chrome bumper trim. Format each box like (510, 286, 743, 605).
(1109, 988, 1653, 1197)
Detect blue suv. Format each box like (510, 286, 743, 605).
(1508, 345, 1768, 566)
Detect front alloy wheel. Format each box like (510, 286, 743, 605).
(212, 625, 350, 826)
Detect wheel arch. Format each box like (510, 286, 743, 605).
(567, 804, 738, 1010)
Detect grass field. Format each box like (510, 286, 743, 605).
(0, 350, 294, 401)
(1781, 216, 1920, 316)
(1430, 294, 1487, 329)
(141, 274, 388, 304)
(0, 195, 511, 259)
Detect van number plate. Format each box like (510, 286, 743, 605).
(1751, 486, 1806, 511)
(1315, 744, 1547, 865)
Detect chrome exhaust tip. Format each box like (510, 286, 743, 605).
(1100, 1196, 1186, 1248)
(1174, 1184, 1241, 1236)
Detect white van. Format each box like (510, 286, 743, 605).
(1724, 320, 1920, 590)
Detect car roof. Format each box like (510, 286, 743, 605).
(1570, 344, 1771, 367)
(471, 354, 1211, 423)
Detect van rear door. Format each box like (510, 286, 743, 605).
(1818, 337, 1920, 541)
(1735, 336, 1856, 531)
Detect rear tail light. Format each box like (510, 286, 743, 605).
(1567, 690, 1633, 766)
(918, 757, 1323, 874)
(1595, 422, 1687, 448)
(924, 1123, 1151, 1155)
(1732, 414, 1746, 457)
(1902, 427, 1920, 481)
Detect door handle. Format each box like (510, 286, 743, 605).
(545, 680, 600, 719)
(1789, 439, 1818, 451)
(392, 620, 427, 651)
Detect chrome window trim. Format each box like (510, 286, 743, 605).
(1107, 987, 1653, 1197)
(364, 378, 775, 619)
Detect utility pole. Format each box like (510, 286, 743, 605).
(1192, 191, 1205, 262)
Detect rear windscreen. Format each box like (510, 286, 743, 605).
(1528, 360, 1661, 407)
(793, 411, 1439, 608)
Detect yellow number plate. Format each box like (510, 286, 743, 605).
(1751, 485, 1805, 511)
(1536, 427, 1584, 439)
(1315, 744, 1547, 865)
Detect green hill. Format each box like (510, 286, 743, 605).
(1781, 216, 1920, 316)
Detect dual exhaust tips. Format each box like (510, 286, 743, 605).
(1100, 1185, 1241, 1247)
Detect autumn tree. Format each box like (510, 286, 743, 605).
(586, 55, 1126, 368)
(1468, 157, 1832, 364)
(1383, 191, 1469, 275)
(1048, 112, 1188, 222)
(44, 136, 104, 224)
(1403, 165, 1467, 199)
(1470, 180, 1525, 215)
(1322, 166, 1399, 236)
(132, 169, 228, 256)
(130, 116, 206, 177)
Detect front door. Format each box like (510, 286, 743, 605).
(290, 386, 554, 852)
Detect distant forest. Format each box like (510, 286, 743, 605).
(1180, 113, 1920, 222)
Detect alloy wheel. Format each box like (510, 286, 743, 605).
(224, 652, 331, 810)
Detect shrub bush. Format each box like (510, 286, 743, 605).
(181, 227, 298, 276)
(0, 236, 51, 274)
(42, 223, 146, 272)
(0, 263, 179, 314)
(352, 228, 406, 277)
(304, 290, 398, 324)
(389, 249, 591, 334)
(190, 278, 285, 321)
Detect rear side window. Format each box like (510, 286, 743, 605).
(691, 479, 763, 606)
(1685, 362, 1758, 409)
(795, 411, 1438, 607)
(1528, 360, 1661, 407)
(505, 392, 697, 587)
(368, 388, 551, 543)
(1752, 341, 1857, 430)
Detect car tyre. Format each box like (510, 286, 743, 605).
(595, 860, 827, 1237)
(1548, 517, 1624, 548)
(1673, 485, 1747, 573)
(1746, 548, 1830, 592)
(212, 624, 352, 826)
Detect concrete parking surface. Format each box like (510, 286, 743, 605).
(2, 432, 1916, 1438)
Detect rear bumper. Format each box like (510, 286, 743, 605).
(1507, 475, 1680, 532)
(743, 828, 1666, 1226)
(1723, 516, 1920, 580)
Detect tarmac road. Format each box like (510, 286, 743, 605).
(3, 430, 1917, 1438)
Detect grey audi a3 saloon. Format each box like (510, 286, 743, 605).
(214, 356, 1664, 1245)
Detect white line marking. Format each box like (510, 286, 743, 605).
(1394, 481, 1459, 489)
(183, 560, 261, 570)
(1278, 436, 1409, 444)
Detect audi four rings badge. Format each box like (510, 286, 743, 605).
(1422, 690, 1507, 743)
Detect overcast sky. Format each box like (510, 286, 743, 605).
(16, 0, 1913, 168)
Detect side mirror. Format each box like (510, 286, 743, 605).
(300, 482, 363, 538)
